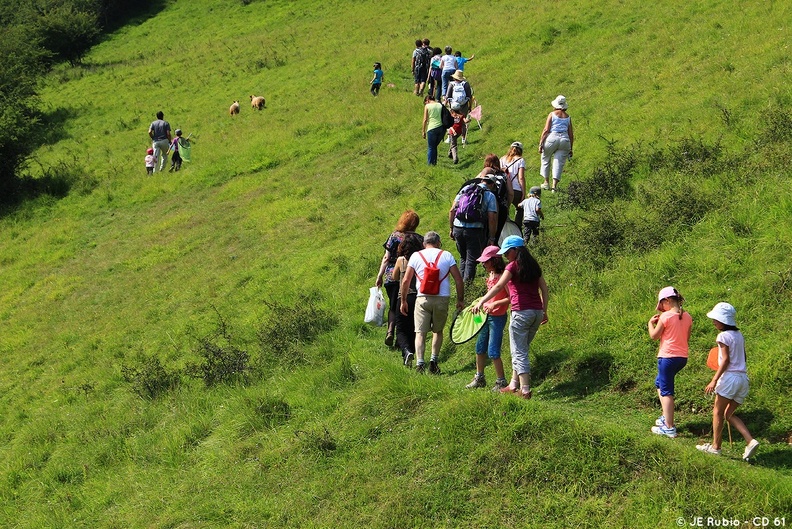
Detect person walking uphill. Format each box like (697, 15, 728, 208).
(696, 302, 759, 460)
(449, 174, 498, 283)
(399, 231, 465, 374)
(422, 95, 445, 165)
(539, 95, 574, 193)
(466, 245, 510, 392)
(148, 111, 172, 173)
(473, 236, 548, 400)
(647, 286, 692, 438)
(411, 39, 431, 96)
(376, 210, 421, 348)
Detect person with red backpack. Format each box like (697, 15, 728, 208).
(399, 231, 465, 374)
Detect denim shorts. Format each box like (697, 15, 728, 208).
(655, 357, 688, 397)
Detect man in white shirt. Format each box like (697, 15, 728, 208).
(399, 231, 464, 374)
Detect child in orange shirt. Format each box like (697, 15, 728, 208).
(647, 286, 692, 438)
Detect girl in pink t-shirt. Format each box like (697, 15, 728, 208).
(473, 236, 548, 399)
(647, 286, 692, 438)
(465, 246, 510, 391)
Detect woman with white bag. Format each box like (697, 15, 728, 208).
(375, 210, 421, 345)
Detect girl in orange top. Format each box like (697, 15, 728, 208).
(647, 286, 692, 438)
(465, 246, 510, 391)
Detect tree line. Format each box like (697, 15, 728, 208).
(0, 0, 159, 205)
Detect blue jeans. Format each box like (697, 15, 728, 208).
(509, 309, 543, 375)
(426, 126, 444, 165)
(441, 70, 454, 101)
(476, 314, 507, 359)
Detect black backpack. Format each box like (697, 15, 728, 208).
(441, 105, 454, 129)
(415, 47, 430, 71)
(491, 172, 510, 208)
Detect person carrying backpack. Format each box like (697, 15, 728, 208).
(446, 70, 474, 145)
(449, 174, 498, 283)
(446, 70, 473, 115)
(412, 39, 431, 96)
(399, 231, 465, 374)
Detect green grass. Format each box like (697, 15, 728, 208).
(2, 0, 792, 526)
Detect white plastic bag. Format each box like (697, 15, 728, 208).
(364, 287, 385, 326)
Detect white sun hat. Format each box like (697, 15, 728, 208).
(706, 302, 737, 327)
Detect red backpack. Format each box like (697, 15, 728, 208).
(418, 251, 449, 295)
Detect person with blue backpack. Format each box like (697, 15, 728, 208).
(449, 174, 498, 283)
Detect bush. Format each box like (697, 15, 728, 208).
(186, 311, 251, 387)
(121, 354, 180, 399)
(257, 293, 337, 368)
(0, 27, 44, 202)
(33, 4, 101, 67)
(560, 140, 638, 210)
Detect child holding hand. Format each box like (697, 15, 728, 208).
(145, 148, 155, 174)
(696, 302, 759, 460)
(465, 245, 509, 391)
(472, 236, 548, 399)
(647, 286, 692, 438)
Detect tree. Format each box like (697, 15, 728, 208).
(0, 26, 44, 201)
(34, 3, 100, 66)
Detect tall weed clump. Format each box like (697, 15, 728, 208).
(257, 293, 337, 369)
(121, 353, 181, 399)
(186, 311, 251, 387)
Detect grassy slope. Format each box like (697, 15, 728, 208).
(1, 0, 791, 526)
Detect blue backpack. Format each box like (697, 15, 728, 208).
(455, 184, 486, 223)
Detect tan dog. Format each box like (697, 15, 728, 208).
(250, 95, 266, 110)
(229, 100, 240, 115)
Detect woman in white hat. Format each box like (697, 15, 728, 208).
(538, 95, 574, 193)
(696, 302, 759, 460)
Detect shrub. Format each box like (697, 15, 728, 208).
(121, 354, 180, 399)
(0, 27, 44, 203)
(560, 140, 638, 210)
(257, 293, 337, 368)
(636, 170, 717, 228)
(186, 311, 251, 387)
(32, 4, 101, 67)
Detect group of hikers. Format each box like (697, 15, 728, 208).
(374, 205, 760, 461)
(371, 38, 760, 460)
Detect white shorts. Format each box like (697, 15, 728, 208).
(715, 371, 749, 404)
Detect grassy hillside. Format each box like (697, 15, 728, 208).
(1, 0, 791, 526)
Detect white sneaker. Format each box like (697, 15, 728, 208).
(651, 425, 677, 438)
(540, 183, 549, 190)
(696, 443, 721, 455)
(655, 415, 666, 427)
(465, 374, 486, 389)
(743, 439, 759, 460)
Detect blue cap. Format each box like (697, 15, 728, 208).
(497, 235, 524, 254)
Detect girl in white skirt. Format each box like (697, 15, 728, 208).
(696, 302, 760, 460)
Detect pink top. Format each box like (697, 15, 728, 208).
(657, 310, 692, 358)
(483, 273, 509, 316)
(505, 261, 543, 311)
